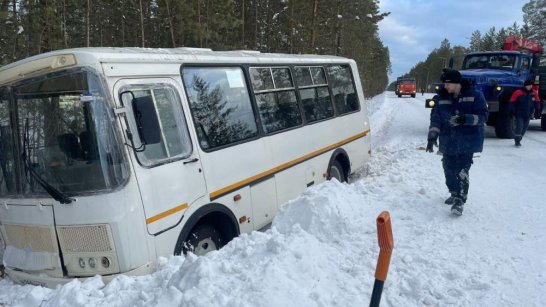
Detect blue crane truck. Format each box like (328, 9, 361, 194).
(429, 37, 546, 138)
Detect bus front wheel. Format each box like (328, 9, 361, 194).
(182, 223, 223, 256)
(329, 160, 347, 183)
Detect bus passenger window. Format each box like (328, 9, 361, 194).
(327, 65, 360, 115)
(183, 67, 258, 150)
(295, 66, 333, 123)
(250, 67, 302, 133)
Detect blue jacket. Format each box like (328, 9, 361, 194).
(509, 88, 540, 119)
(429, 87, 488, 155)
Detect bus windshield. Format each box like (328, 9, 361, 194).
(0, 69, 129, 198)
(462, 54, 517, 71)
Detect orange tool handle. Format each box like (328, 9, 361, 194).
(374, 211, 394, 281)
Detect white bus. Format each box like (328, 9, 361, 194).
(0, 48, 371, 287)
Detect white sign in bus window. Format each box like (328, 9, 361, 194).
(226, 69, 245, 88)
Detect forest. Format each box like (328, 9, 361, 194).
(0, 0, 391, 97)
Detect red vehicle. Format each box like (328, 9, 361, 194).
(395, 77, 416, 98)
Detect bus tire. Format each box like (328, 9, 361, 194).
(181, 223, 223, 256)
(542, 115, 546, 131)
(173, 204, 239, 256)
(329, 160, 346, 183)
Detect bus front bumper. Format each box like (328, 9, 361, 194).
(5, 261, 155, 289)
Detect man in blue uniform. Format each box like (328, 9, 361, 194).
(426, 69, 488, 216)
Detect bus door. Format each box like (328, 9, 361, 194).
(114, 78, 206, 235)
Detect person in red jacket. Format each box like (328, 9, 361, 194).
(509, 80, 540, 147)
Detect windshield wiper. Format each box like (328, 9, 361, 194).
(21, 119, 74, 204)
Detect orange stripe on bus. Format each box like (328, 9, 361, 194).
(146, 203, 189, 224)
(209, 130, 370, 200)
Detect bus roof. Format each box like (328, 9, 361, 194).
(0, 47, 354, 85)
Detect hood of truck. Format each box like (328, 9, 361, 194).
(461, 69, 517, 85)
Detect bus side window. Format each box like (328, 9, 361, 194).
(182, 67, 258, 150)
(250, 67, 302, 134)
(294, 66, 334, 123)
(326, 65, 360, 115)
(123, 84, 192, 166)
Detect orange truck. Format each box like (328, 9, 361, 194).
(395, 77, 416, 98)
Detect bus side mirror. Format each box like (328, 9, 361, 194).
(425, 99, 436, 108)
(131, 96, 161, 145)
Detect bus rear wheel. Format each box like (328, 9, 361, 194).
(329, 160, 347, 183)
(182, 223, 223, 256)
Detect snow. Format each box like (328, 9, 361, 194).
(1, 92, 546, 306)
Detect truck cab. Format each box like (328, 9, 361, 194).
(395, 77, 417, 98)
(430, 37, 546, 138)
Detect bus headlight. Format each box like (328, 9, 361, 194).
(88, 257, 96, 268)
(102, 257, 110, 268)
(57, 224, 119, 276)
(79, 258, 86, 268)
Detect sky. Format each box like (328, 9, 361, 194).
(378, 0, 529, 83)
(2, 92, 546, 306)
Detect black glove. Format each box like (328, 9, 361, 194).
(449, 115, 466, 127)
(426, 139, 437, 153)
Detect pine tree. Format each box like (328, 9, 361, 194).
(481, 27, 496, 51)
(495, 28, 508, 49)
(523, 0, 546, 45)
(469, 30, 482, 52)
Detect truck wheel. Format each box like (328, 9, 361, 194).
(486, 113, 497, 126)
(495, 112, 515, 138)
(542, 115, 546, 131)
(495, 90, 515, 138)
(411, 94, 416, 98)
(398, 94, 401, 98)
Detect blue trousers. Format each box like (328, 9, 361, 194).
(442, 154, 473, 202)
(513, 116, 531, 142)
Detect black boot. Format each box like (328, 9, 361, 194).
(451, 198, 464, 216)
(444, 194, 457, 205)
(515, 140, 521, 147)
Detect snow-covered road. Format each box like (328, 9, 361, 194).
(1, 92, 545, 306)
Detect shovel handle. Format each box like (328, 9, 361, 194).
(375, 211, 394, 281)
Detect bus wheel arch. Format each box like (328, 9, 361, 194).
(174, 203, 240, 256)
(327, 149, 350, 183)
